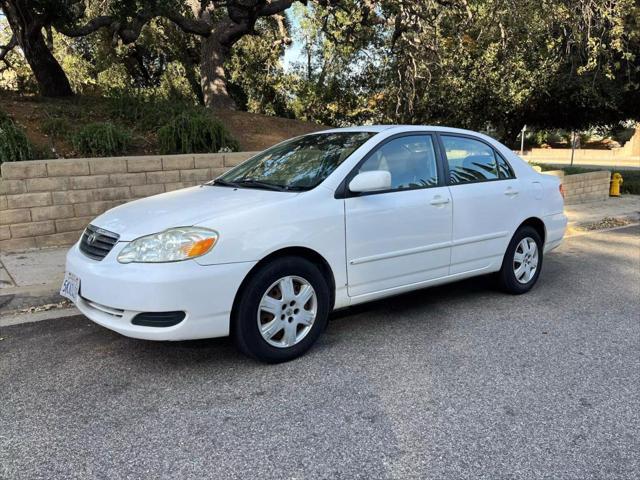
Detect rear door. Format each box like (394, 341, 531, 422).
(438, 134, 522, 275)
(343, 134, 453, 297)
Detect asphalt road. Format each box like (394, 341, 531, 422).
(1, 226, 639, 480)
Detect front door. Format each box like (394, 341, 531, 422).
(344, 134, 453, 298)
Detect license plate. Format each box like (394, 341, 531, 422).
(60, 272, 80, 303)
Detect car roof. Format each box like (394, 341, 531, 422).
(317, 125, 395, 133)
(315, 125, 492, 137)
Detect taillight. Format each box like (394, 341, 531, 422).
(559, 184, 565, 199)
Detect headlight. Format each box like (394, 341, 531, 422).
(117, 227, 218, 264)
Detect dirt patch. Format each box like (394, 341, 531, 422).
(213, 109, 326, 151)
(576, 216, 633, 231)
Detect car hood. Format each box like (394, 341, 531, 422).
(91, 185, 298, 241)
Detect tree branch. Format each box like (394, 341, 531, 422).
(55, 15, 115, 37)
(0, 34, 17, 62)
(164, 11, 213, 37)
(257, 0, 297, 17)
(272, 13, 292, 46)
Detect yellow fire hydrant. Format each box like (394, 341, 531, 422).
(610, 173, 623, 197)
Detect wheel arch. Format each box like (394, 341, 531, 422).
(230, 247, 336, 333)
(517, 217, 546, 245)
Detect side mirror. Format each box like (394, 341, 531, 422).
(349, 170, 391, 193)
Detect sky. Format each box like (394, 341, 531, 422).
(282, 10, 305, 72)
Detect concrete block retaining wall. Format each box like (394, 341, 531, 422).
(0, 153, 255, 252)
(562, 171, 611, 205)
(0, 156, 614, 251)
(544, 170, 611, 205)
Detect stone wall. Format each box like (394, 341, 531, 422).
(543, 170, 611, 205)
(0, 153, 255, 252)
(0, 155, 615, 252)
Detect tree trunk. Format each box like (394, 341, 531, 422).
(1, 1, 73, 97)
(199, 34, 236, 110)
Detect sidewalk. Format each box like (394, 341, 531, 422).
(0, 248, 67, 314)
(565, 194, 640, 226)
(1, 195, 639, 318)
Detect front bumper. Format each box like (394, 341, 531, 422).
(65, 242, 256, 341)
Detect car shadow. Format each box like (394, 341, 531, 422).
(137, 273, 496, 365)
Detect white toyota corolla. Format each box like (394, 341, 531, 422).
(62, 126, 567, 362)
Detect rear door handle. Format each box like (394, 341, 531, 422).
(504, 188, 519, 197)
(430, 196, 450, 206)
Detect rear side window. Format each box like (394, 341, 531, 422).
(358, 135, 438, 191)
(441, 135, 503, 184)
(497, 154, 515, 179)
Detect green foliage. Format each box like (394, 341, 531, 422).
(105, 89, 198, 130)
(291, 0, 639, 144)
(619, 171, 640, 195)
(2, 0, 637, 149)
(41, 117, 72, 139)
(228, 17, 294, 117)
(608, 125, 637, 145)
(158, 112, 239, 155)
(0, 112, 34, 164)
(71, 122, 131, 156)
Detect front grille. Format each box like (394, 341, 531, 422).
(79, 225, 120, 261)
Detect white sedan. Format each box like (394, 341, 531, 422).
(62, 126, 567, 362)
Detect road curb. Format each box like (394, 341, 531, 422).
(0, 306, 79, 328)
(0, 284, 63, 316)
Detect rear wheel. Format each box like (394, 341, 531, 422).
(497, 226, 543, 294)
(233, 256, 330, 363)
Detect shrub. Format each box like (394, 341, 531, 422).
(41, 117, 71, 139)
(106, 90, 197, 130)
(0, 113, 33, 164)
(158, 112, 239, 154)
(618, 170, 640, 195)
(71, 122, 131, 157)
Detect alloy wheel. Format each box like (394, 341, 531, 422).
(257, 275, 317, 348)
(513, 236, 539, 284)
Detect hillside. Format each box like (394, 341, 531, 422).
(0, 91, 327, 158)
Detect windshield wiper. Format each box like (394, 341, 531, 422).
(211, 178, 307, 192)
(234, 179, 288, 192)
(210, 179, 241, 188)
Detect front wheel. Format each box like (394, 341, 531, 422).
(497, 226, 543, 294)
(232, 256, 330, 363)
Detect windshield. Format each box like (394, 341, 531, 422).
(215, 132, 375, 191)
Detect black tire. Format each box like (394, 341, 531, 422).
(497, 226, 544, 294)
(232, 256, 330, 363)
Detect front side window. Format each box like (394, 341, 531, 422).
(357, 135, 439, 191)
(216, 132, 375, 191)
(442, 135, 502, 184)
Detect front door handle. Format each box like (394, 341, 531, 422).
(430, 196, 450, 206)
(504, 188, 519, 197)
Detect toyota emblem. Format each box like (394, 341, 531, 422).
(87, 232, 98, 245)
